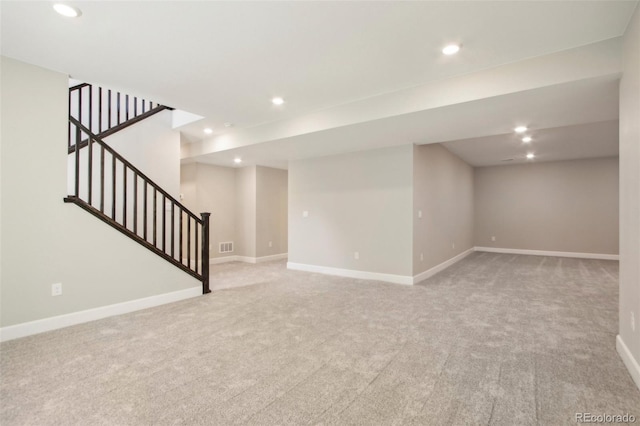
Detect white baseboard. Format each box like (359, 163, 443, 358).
(474, 247, 619, 261)
(413, 248, 474, 284)
(0, 286, 202, 343)
(287, 262, 413, 285)
(210, 253, 287, 265)
(210, 256, 240, 265)
(617, 335, 640, 392)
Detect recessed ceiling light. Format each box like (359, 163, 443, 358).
(522, 136, 532, 143)
(203, 128, 213, 134)
(526, 153, 535, 160)
(272, 97, 285, 105)
(234, 158, 242, 164)
(514, 126, 528, 133)
(442, 44, 461, 55)
(53, 3, 81, 17)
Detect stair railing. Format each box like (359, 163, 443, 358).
(65, 116, 210, 294)
(68, 83, 172, 154)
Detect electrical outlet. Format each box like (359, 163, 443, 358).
(632, 312, 636, 332)
(418, 210, 422, 219)
(354, 251, 359, 260)
(420, 253, 424, 262)
(491, 236, 496, 242)
(302, 210, 309, 218)
(51, 283, 62, 296)
(268, 241, 273, 247)
(452, 243, 455, 249)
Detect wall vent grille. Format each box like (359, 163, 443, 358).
(219, 242, 234, 253)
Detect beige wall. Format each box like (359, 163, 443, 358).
(180, 163, 288, 260)
(474, 157, 619, 254)
(413, 144, 474, 275)
(0, 57, 199, 327)
(619, 4, 640, 385)
(180, 163, 237, 259)
(235, 166, 257, 258)
(288, 145, 413, 276)
(256, 166, 288, 257)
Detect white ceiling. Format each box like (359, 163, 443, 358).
(191, 75, 620, 169)
(442, 120, 619, 167)
(1, 1, 636, 168)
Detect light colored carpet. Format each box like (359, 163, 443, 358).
(1, 252, 639, 425)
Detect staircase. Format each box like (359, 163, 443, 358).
(64, 83, 211, 294)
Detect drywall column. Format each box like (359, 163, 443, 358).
(256, 166, 288, 258)
(413, 144, 474, 278)
(618, 4, 640, 390)
(288, 145, 413, 280)
(235, 166, 257, 258)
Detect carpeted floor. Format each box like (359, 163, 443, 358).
(1, 252, 639, 425)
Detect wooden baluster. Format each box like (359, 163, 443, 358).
(187, 216, 191, 269)
(78, 88, 82, 128)
(88, 84, 92, 134)
(100, 146, 105, 213)
(111, 154, 116, 220)
(162, 194, 166, 253)
(123, 164, 127, 229)
(195, 218, 199, 272)
(179, 211, 183, 263)
(133, 173, 138, 234)
(171, 202, 175, 258)
(153, 188, 157, 246)
(108, 89, 112, 130)
(126, 94, 129, 121)
(201, 213, 211, 293)
(143, 182, 148, 241)
(87, 136, 93, 205)
(98, 87, 103, 133)
(74, 126, 80, 197)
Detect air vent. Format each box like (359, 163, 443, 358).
(219, 242, 234, 253)
(500, 158, 514, 162)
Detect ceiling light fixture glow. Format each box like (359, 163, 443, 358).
(514, 126, 528, 133)
(526, 153, 535, 160)
(203, 128, 213, 134)
(271, 97, 285, 105)
(522, 136, 532, 143)
(234, 158, 242, 164)
(442, 44, 461, 55)
(53, 3, 81, 17)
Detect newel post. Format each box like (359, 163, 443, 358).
(201, 212, 211, 294)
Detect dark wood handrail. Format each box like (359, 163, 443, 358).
(69, 116, 202, 224)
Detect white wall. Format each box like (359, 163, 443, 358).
(618, 4, 640, 389)
(413, 144, 474, 275)
(475, 157, 619, 255)
(0, 56, 199, 328)
(288, 145, 413, 276)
